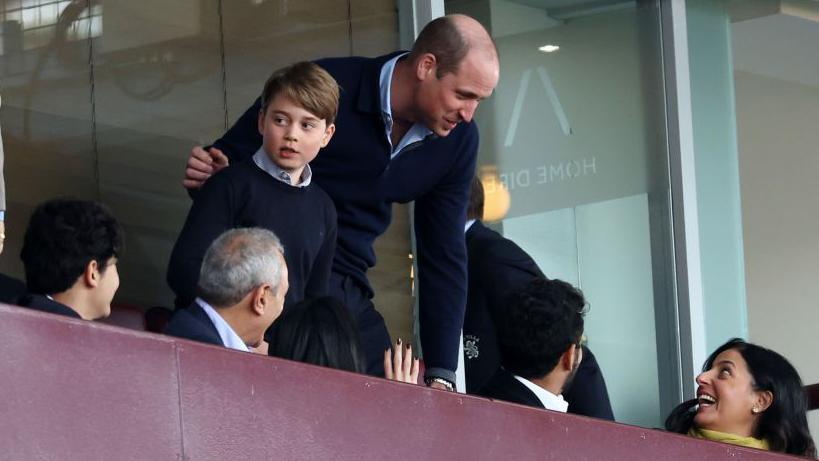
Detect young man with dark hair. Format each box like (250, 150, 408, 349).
(167, 61, 338, 327)
(18, 198, 123, 320)
(480, 278, 585, 412)
(180, 15, 500, 387)
(165, 228, 288, 352)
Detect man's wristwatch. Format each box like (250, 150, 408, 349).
(424, 377, 455, 392)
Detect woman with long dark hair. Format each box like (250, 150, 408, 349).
(267, 296, 418, 383)
(665, 338, 815, 457)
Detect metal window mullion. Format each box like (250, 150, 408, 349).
(661, 0, 707, 399)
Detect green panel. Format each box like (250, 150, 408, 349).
(687, 0, 748, 352)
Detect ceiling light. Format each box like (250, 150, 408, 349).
(539, 44, 560, 53)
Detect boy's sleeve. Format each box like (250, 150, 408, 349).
(303, 196, 337, 298)
(167, 172, 236, 308)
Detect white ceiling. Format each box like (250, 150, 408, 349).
(503, 0, 632, 18)
(508, 0, 625, 9)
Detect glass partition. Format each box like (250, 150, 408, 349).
(446, 0, 677, 427)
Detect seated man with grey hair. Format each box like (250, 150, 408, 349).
(165, 228, 288, 352)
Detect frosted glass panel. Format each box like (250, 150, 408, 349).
(447, 0, 675, 427)
(576, 194, 660, 427)
(501, 208, 578, 285)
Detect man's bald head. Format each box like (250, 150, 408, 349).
(409, 14, 498, 78)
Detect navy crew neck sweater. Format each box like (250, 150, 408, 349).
(167, 159, 337, 312)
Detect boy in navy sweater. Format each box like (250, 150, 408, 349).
(167, 62, 339, 328)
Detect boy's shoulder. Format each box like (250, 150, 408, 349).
(210, 158, 262, 183)
(195, 159, 265, 199)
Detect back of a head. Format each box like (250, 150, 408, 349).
(197, 228, 285, 308)
(496, 277, 585, 380)
(20, 198, 123, 295)
(267, 296, 365, 374)
(260, 61, 340, 124)
(409, 14, 497, 78)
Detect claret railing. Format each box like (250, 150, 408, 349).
(0, 304, 808, 460)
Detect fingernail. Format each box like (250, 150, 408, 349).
(397, 338, 402, 346)
(406, 343, 411, 351)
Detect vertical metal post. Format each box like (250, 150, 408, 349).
(661, 0, 707, 399)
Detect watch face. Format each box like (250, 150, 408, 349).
(426, 377, 454, 391)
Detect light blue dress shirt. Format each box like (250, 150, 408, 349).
(196, 297, 250, 352)
(378, 53, 433, 159)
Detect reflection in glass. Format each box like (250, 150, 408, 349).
(0, 1, 402, 321)
(446, 0, 674, 427)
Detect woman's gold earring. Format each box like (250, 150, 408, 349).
(752, 407, 760, 414)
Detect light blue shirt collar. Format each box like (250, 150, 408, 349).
(253, 148, 312, 187)
(465, 219, 476, 233)
(379, 53, 433, 159)
(513, 374, 569, 412)
(196, 298, 250, 352)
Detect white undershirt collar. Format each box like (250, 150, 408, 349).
(513, 374, 569, 412)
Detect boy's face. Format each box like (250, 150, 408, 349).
(257, 94, 335, 183)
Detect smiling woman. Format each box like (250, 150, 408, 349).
(665, 338, 816, 457)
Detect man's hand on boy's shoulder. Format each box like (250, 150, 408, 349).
(183, 146, 230, 190)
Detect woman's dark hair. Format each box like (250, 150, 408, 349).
(665, 338, 816, 457)
(266, 296, 365, 374)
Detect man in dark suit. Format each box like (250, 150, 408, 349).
(180, 15, 500, 389)
(464, 178, 614, 419)
(165, 228, 288, 353)
(480, 277, 586, 412)
(17, 199, 123, 320)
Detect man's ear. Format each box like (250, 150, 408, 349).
(321, 123, 336, 148)
(416, 53, 437, 81)
(84, 260, 100, 288)
(754, 390, 774, 414)
(251, 284, 270, 316)
(561, 344, 583, 371)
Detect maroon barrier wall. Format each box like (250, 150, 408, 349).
(0, 304, 804, 460)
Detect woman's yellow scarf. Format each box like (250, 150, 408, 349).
(689, 427, 770, 451)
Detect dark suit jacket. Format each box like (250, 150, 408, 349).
(464, 220, 543, 394)
(17, 293, 81, 319)
(480, 368, 545, 409)
(164, 303, 224, 347)
(0, 273, 26, 305)
(464, 220, 614, 420)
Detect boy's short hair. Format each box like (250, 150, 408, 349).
(260, 61, 340, 124)
(497, 277, 586, 380)
(21, 198, 123, 295)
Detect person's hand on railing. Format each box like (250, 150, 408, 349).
(384, 338, 420, 385)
